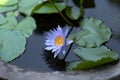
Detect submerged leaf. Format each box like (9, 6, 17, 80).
(65, 6, 80, 20)
(0, 29, 26, 62)
(67, 58, 117, 71)
(6, 11, 19, 17)
(34, 2, 66, 14)
(73, 46, 119, 61)
(75, 17, 111, 47)
(65, 0, 83, 20)
(65, 0, 84, 20)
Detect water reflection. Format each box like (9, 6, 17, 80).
(110, 0, 120, 6)
(72, 0, 95, 8)
(0, 77, 7, 80)
(43, 51, 66, 71)
(33, 14, 66, 34)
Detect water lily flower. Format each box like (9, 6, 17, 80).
(45, 25, 73, 58)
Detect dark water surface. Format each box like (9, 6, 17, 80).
(10, 0, 120, 72)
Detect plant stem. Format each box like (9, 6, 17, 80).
(66, 26, 73, 38)
(63, 26, 74, 60)
(63, 43, 73, 60)
(48, 0, 74, 26)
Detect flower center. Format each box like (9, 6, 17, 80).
(55, 35, 64, 46)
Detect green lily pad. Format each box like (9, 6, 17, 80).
(66, 58, 117, 71)
(18, 0, 47, 15)
(0, 13, 36, 62)
(0, 0, 18, 6)
(0, 14, 6, 25)
(17, 17, 36, 37)
(0, 5, 17, 13)
(34, 2, 66, 14)
(0, 29, 26, 62)
(0, 14, 17, 29)
(73, 46, 119, 61)
(75, 17, 111, 47)
(6, 11, 19, 17)
(0, 13, 36, 37)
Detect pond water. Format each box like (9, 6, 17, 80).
(10, 0, 120, 72)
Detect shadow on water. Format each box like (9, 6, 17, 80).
(73, 0, 95, 8)
(0, 77, 7, 80)
(42, 51, 66, 71)
(110, 0, 120, 6)
(32, 14, 66, 34)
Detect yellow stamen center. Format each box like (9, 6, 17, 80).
(55, 35, 64, 46)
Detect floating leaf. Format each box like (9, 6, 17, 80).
(34, 2, 66, 14)
(0, 14, 6, 25)
(0, 0, 18, 13)
(17, 17, 36, 37)
(0, 5, 17, 13)
(18, 0, 47, 15)
(0, 0, 8, 6)
(66, 58, 117, 71)
(75, 17, 111, 47)
(0, 14, 36, 37)
(0, 0, 18, 6)
(0, 29, 26, 62)
(73, 46, 119, 61)
(0, 14, 17, 29)
(0, 13, 36, 62)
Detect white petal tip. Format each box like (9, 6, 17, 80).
(66, 40, 73, 45)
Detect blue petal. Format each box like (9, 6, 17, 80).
(65, 27, 68, 37)
(52, 46, 59, 53)
(62, 47, 66, 55)
(57, 25, 63, 33)
(45, 46, 57, 50)
(54, 47, 61, 58)
(54, 52, 59, 58)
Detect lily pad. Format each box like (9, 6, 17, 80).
(0, 5, 17, 13)
(0, 14, 17, 29)
(34, 2, 66, 14)
(67, 46, 119, 71)
(0, 29, 26, 62)
(73, 46, 119, 61)
(0, 0, 18, 6)
(0, 13, 36, 62)
(75, 17, 111, 47)
(0, 14, 6, 25)
(17, 17, 36, 37)
(66, 58, 117, 71)
(18, 0, 47, 15)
